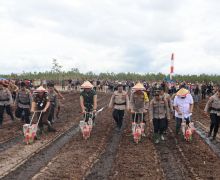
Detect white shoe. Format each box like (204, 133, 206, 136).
(155, 139, 160, 144)
(161, 135, 165, 141)
(142, 133, 146, 137)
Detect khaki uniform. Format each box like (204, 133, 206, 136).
(150, 97, 170, 137)
(16, 89, 32, 109)
(109, 90, 129, 129)
(0, 88, 14, 125)
(0, 88, 13, 106)
(204, 93, 220, 116)
(130, 91, 148, 113)
(149, 98, 170, 120)
(109, 91, 129, 110)
(15, 89, 32, 123)
(130, 91, 149, 123)
(204, 93, 220, 138)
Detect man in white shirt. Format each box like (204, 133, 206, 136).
(174, 88, 194, 135)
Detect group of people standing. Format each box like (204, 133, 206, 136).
(0, 79, 64, 133)
(79, 79, 220, 143)
(1, 78, 220, 144)
(79, 80, 197, 144)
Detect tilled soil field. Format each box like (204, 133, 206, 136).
(0, 92, 110, 179)
(32, 106, 113, 180)
(2, 94, 220, 180)
(109, 117, 164, 180)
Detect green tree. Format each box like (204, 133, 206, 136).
(51, 59, 62, 73)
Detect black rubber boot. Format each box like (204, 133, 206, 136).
(48, 126, 56, 132)
(210, 133, 217, 141)
(207, 131, 212, 138)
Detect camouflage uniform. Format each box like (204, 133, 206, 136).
(47, 91, 57, 123)
(32, 91, 56, 132)
(80, 89, 97, 122)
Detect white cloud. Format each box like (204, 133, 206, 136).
(0, 0, 220, 75)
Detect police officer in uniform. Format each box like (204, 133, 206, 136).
(204, 87, 220, 140)
(130, 82, 149, 136)
(109, 83, 129, 131)
(15, 82, 32, 123)
(0, 80, 14, 128)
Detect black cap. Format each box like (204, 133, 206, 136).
(47, 81, 55, 87)
(20, 82, 26, 87)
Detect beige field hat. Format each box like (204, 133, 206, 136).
(35, 86, 47, 92)
(176, 88, 189, 97)
(81, 81, 94, 89)
(132, 82, 145, 91)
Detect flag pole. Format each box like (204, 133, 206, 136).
(170, 53, 174, 80)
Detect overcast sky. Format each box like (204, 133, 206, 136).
(0, 0, 220, 75)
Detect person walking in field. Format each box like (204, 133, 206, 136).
(109, 83, 129, 131)
(6, 80, 19, 102)
(47, 82, 58, 124)
(31, 86, 56, 133)
(193, 84, 201, 106)
(0, 80, 15, 128)
(173, 88, 194, 135)
(61, 79, 65, 90)
(53, 84, 65, 119)
(160, 87, 173, 134)
(15, 82, 32, 124)
(42, 80, 64, 119)
(130, 82, 149, 136)
(150, 89, 170, 143)
(80, 81, 97, 123)
(204, 87, 220, 141)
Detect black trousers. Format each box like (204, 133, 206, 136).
(112, 109, 124, 128)
(0, 105, 14, 125)
(209, 113, 220, 137)
(15, 107, 30, 124)
(164, 117, 168, 131)
(48, 105, 55, 123)
(202, 92, 206, 99)
(153, 118, 166, 134)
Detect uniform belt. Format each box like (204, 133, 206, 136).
(210, 107, 220, 112)
(19, 101, 30, 105)
(114, 102, 126, 105)
(0, 99, 9, 101)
